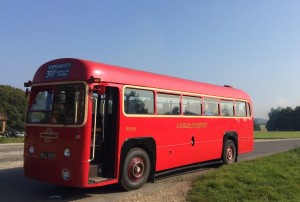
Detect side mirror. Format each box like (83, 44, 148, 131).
(93, 85, 105, 95)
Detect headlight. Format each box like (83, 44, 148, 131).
(29, 146, 35, 154)
(62, 169, 70, 181)
(64, 148, 71, 158)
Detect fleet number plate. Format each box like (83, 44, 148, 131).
(40, 152, 56, 159)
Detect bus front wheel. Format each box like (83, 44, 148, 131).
(222, 140, 237, 164)
(120, 148, 150, 190)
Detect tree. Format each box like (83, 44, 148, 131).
(266, 106, 300, 131)
(0, 85, 28, 131)
(291, 107, 300, 131)
(277, 107, 293, 130)
(266, 107, 282, 131)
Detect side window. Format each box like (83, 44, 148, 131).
(157, 93, 180, 115)
(124, 88, 154, 114)
(203, 98, 219, 116)
(235, 101, 247, 117)
(182, 96, 202, 116)
(247, 102, 251, 117)
(220, 100, 234, 117)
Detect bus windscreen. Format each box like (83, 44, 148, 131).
(27, 84, 85, 125)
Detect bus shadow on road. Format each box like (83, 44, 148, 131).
(0, 167, 123, 201)
(0, 162, 223, 201)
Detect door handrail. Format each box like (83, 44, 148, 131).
(89, 97, 97, 162)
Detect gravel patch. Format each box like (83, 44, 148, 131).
(0, 143, 23, 170)
(116, 180, 191, 202)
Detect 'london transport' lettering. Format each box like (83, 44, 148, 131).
(176, 122, 208, 129)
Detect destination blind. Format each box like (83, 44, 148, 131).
(45, 63, 71, 79)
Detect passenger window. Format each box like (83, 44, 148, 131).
(247, 103, 251, 117)
(157, 93, 180, 115)
(203, 98, 219, 116)
(235, 101, 247, 117)
(220, 100, 234, 116)
(182, 96, 202, 116)
(124, 88, 154, 114)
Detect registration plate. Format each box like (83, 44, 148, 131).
(40, 152, 56, 159)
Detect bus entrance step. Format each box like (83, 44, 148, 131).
(89, 164, 103, 178)
(88, 177, 111, 184)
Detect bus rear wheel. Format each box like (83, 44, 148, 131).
(120, 148, 150, 190)
(222, 140, 237, 164)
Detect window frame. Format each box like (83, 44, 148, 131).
(203, 97, 219, 116)
(182, 95, 202, 116)
(27, 83, 86, 125)
(235, 101, 247, 117)
(157, 93, 181, 115)
(123, 87, 155, 115)
(220, 100, 234, 117)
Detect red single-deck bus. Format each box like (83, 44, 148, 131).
(24, 58, 253, 190)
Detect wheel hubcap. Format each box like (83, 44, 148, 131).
(227, 147, 233, 161)
(128, 157, 144, 182)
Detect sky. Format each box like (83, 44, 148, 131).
(1, 1, 300, 119)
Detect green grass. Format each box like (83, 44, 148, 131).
(255, 131, 300, 139)
(0, 136, 24, 143)
(187, 147, 300, 202)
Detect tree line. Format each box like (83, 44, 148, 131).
(266, 106, 300, 131)
(0, 85, 28, 132)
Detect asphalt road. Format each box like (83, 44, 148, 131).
(0, 139, 300, 202)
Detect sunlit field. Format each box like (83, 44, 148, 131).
(255, 131, 300, 139)
(187, 147, 300, 202)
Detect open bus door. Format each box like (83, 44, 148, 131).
(89, 86, 119, 183)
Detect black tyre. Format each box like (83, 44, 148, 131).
(119, 148, 150, 190)
(222, 140, 237, 164)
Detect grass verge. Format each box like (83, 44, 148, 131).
(0, 137, 24, 143)
(255, 131, 300, 139)
(187, 147, 300, 201)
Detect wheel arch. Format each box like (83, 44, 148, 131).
(120, 137, 156, 183)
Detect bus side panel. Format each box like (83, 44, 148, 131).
(119, 116, 195, 172)
(193, 118, 239, 163)
(237, 117, 254, 154)
(118, 115, 254, 173)
(195, 117, 253, 163)
(155, 117, 195, 170)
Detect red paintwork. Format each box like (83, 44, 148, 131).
(24, 58, 253, 188)
(32, 58, 250, 100)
